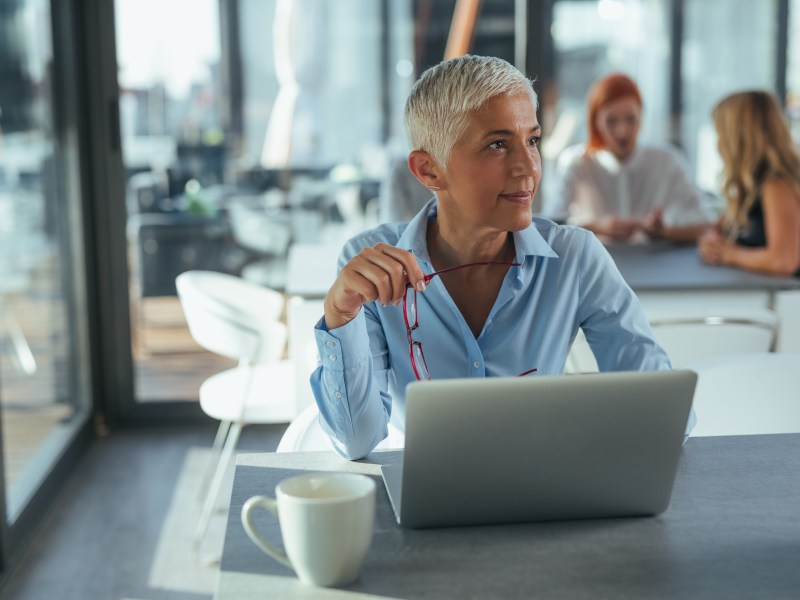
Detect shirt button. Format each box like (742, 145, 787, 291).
(334, 391, 342, 399)
(473, 361, 480, 369)
(328, 354, 337, 361)
(326, 341, 335, 348)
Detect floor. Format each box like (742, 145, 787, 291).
(0, 424, 287, 600)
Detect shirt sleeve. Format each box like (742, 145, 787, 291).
(309, 309, 392, 460)
(574, 233, 695, 441)
(308, 237, 395, 460)
(576, 232, 671, 372)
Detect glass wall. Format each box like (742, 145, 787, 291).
(0, 0, 92, 523)
(115, 0, 234, 404)
(682, 0, 777, 194)
(114, 0, 421, 404)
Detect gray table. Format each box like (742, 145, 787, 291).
(606, 242, 800, 291)
(217, 434, 800, 599)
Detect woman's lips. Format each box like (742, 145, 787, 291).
(500, 191, 532, 203)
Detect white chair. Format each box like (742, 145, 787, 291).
(565, 329, 597, 373)
(566, 307, 779, 373)
(774, 290, 800, 353)
(287, 297, 325, 415)
(277, 402, 405, 453)
(276, 402, 335, 452)
(175, 270, 296, 560)
(687, 352, 800, 437)
(648, 307, 778, 368)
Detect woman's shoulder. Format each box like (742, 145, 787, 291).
(531, 216, 597, 252)
(528, 218, 613, 276)
(339, 222, 408, 260)
(760, 176, 800, 201)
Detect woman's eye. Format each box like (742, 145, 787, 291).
(488, 140, 506, 149)
(530, 136, 542, 147)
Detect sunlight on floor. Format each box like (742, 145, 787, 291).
(149, 447, 234, 595)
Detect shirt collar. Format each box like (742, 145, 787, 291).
(395, 198, 558, 267)
(395, 198, 437, 262)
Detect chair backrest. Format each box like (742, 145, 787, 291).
(276, 403, 334, 453)
(565, 329, 598, 374)
(176, 270, 286, 362)
(228, 199, 292, 257)
(287, 297, 324, 414)
(276, 402, 405, 453)
(565, 307, 778, 373)
(687, 352, 800, 437)
(649, 307, 778, 368)
(774, 290, 800, 353)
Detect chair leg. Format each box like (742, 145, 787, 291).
(197, 420, 232, 501)
(193, 421, 243, 564)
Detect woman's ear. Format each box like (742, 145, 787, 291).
(408, 150, 444, 191)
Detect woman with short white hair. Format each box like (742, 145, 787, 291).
(311, 55, 673, 460)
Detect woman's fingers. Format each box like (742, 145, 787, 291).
(324, 244, 425, 329)
(698, 230, 723, 264)
(373, 244, 427, 301)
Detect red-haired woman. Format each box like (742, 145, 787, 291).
(547, 73, 712, 243)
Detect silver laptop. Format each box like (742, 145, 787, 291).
(381, 370, 696, 529)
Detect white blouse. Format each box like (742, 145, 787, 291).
(545, 144, 712, 228)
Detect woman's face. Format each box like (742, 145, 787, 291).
(595, 95, 642, 161)
(438, 93, 542, 234)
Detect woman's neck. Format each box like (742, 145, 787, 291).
(426, 216, 514, 269)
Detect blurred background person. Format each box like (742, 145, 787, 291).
(545, 73, 712, 243)
(379, 154, 435, 223)
(698, 91, 800, 277)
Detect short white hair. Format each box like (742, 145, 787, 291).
(404, 55, 537, 169)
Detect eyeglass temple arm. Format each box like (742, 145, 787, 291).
(422, 261, 521, 283)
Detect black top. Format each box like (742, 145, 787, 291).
(735, 199, 767, 248)
(734, 173, 800, 277)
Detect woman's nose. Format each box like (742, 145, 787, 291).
(510, 146, 541, 178)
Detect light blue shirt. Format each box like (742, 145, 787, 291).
(311, 199, 680, 459)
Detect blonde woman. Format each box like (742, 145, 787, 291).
(699, 91, 800, 277)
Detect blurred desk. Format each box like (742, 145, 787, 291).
(606, 243, 800, 352)
(285, 242, 341, 298)
(216, 434, 800, 600)
(606, 242, 800, 293)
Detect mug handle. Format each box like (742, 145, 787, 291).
(241, 495, 293, 569)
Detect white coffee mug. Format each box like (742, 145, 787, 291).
(241, 472, 376, 587)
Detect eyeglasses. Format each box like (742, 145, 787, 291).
(403, 261, 540, 380)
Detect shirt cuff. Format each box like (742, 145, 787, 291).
(313, 310, 373, 370)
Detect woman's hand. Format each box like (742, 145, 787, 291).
(596, 215, 641, 241)
(323, 243, 427, 330)
(642, 208, 665, 239)
(698, 228, 728, 265)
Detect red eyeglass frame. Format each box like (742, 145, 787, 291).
(402, 261, 539, 380)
